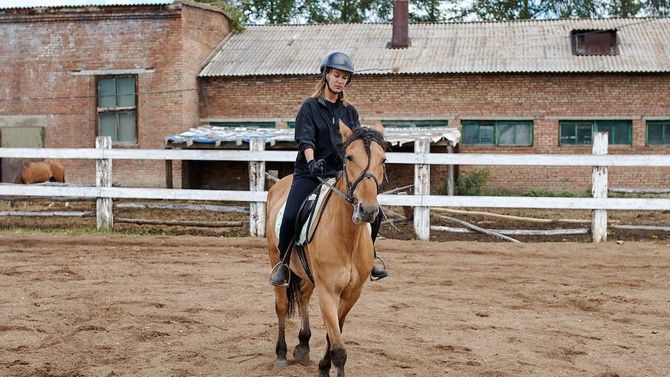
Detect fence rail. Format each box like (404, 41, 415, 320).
(1, 134, 669, 241)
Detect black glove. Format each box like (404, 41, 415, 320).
(308, 159, 326, 176)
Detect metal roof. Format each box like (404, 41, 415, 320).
(200, 18, 670, 76)
(0, 0, 174, 9)
(165, 126, 461, 148)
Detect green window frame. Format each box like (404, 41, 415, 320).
(462, 120, 533, 146)
(97, 75, 137, 144)
(381, 120, 449, 128)
(559, 120, 632, 145)
(210, 121, 275, 128)
(647, 120, 670, 145)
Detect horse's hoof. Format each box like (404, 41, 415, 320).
(274, 360, 288, 369)
(293, 347, 310, 365)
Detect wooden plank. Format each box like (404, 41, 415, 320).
(431, 226, 590, 236)
(433, 208, 593, 224)
(115, 218, 244, 227)
(612, 225, 670, 231)
(2, 185, 669, 210)
(438, 214, 520, 242)
(96, 137, 113, 230)
(591, 132, 608, 243)
(414, 138, 430, 240)
(0, 211, 93, 217)
(1, 147, 670, 167)
(115, 202, 247, 213)
(0, 185, 267, 201)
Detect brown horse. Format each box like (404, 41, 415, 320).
(266, 122, 387, 376)
(20, 160, 65, 184)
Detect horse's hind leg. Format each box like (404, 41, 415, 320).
(293, 281, 313, 365)
(273, 286, 289, 369)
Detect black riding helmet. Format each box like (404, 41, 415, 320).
(320, 51, 354, 84)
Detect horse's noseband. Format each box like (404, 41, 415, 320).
(345, 170, 381, 204)
(342, 135, 385, 205)
(318, 129, 386, 207)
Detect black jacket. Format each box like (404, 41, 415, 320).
(293, 96, 360, 177)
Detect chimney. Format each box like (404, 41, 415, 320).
(389, 0, 410, 49)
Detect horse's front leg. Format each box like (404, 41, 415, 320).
(317, 291, 347, 377)
(273, 286, 289, 369)
(293, 280, 313, 365)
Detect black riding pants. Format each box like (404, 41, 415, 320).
(278, 175, 321, 257)
(277, 175, 383, 259)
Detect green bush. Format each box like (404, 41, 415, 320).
(455, 169, 490, 196)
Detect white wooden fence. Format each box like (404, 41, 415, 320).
(1, 134, 669, 242)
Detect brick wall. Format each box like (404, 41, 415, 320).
(200, 73, 670, 192)
(0, 3, 230, 188)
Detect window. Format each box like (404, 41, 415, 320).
(570, 29, 618, 56)
(647, 120, 670, 145)
(97, 76, 137, 144)
(381, 120, 449, 128)
(462, 120, 533, 146)
(559, 120, 632, 145)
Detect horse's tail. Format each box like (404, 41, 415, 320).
(286, 271, 302, 318)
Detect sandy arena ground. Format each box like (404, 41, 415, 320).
(0, 232, 668, 377)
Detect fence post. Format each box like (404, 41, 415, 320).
(414, 137, 430, 240)
(592, 132, 608, 242)
(447, 144, 455, 196)
(96, 136, 113, 230)
(249, 137, 266, 237)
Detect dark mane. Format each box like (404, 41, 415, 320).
(342, 126, 388, 153)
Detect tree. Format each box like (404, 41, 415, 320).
(461, 0, 544, 20)
(237, 0, 300, 24)
(607, 0, 642, 17)
(541, 0, 604, 18)
(411, 0, 449, 22)
(641, 0, 670, 16)
(194, 0, 246, 31)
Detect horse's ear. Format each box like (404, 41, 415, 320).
(339, 120, 353, 139)
(368, 122, 384, 134)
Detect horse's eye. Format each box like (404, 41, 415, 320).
(346, 155, 353, 161)
(382, 158, 387, 164)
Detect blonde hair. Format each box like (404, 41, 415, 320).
(311, 68, 350, 107)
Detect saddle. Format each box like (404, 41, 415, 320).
(275, 179, 335, 284)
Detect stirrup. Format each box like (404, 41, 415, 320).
(370, 256, 388, 282)
(269, 262, 290, 287)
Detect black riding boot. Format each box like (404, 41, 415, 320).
(269, 261, 290, 287)
(370, 248, 388, 281)
(270, 243, 293, 287)
(370, 211, 388, 281)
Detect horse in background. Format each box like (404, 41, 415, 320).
(266, 122, 387, 376)
(20, 160, 65, 184)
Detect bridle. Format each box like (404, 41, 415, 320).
(318, 129, 387, 207)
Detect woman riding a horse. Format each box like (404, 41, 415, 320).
(269, 51, 388, 286)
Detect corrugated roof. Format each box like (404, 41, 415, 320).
(165, 126, 461, 147)
(200, 18, 670, 76)
(0, 0, 174, 9)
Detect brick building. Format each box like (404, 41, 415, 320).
(0, 0, 230, 186)
(2, 1, 669, 193)
(198, 19, 670, 193)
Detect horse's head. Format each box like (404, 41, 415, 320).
(339, 121, 387, 224)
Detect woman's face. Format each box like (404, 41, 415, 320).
(326, 68, 350, 93)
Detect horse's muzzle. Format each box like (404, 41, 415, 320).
(352, 202, 379, 224)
